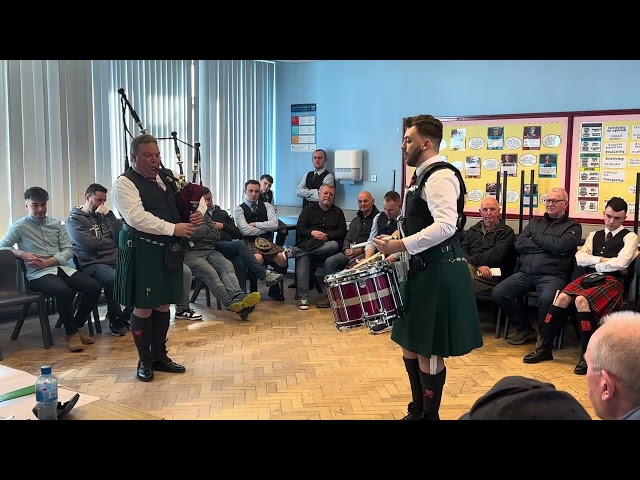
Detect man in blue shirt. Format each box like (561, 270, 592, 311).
(0, 186, 102, 352)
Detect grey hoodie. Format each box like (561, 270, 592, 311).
(66, 206, 122, 269)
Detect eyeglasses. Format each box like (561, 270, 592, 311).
(544, 199, 566, 205)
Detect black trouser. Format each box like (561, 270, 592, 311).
(29, 268, 102, 336)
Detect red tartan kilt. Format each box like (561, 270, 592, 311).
(562, 274, 624, 317)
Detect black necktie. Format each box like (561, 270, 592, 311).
(251, 203, 258, 214)
(410, 171, 417, 186)
(606, 231, 613, 242)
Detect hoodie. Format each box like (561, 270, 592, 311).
(66, 206, 122, 269)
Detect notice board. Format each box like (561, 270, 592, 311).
(402, 113, 570, 218)
(569, 110, 640, 223)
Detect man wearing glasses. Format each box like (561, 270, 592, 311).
(523, 197, 637, 375)
(492, 187, 582, 346)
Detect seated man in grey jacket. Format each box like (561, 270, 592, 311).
(184, 215, 261, 321)
(491, 188, 582, 345)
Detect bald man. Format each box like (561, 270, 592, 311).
(461, 197, 516, 293)
(585, 310, 640, 420)
(316, 190, 379, 308)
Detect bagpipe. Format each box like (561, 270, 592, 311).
(118, 88, 205, 222)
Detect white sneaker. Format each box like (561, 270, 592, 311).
(298, 299, 309, 310)
(264, 270, 284, 286)
(175, 308, 203, 320)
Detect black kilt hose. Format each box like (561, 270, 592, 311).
(391, 240, 483, 358)
(561, 274, 624, 317)
(114, 227, 183, 309)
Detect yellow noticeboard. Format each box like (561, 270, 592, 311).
(403, 114, 569, 219)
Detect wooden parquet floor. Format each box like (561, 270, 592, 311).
(0, 284, 597, 420)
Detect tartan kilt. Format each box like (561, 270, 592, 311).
(562, 274, 624, 317)
(114, 227, 183, 309)
(390, 241, 484, 358)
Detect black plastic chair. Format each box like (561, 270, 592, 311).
(190, 277, 222, 310)
(0, 251, 53, 359)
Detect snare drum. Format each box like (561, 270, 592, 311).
(324, 261, 404, 332)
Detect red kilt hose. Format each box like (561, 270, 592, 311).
(561, 274, 624, 317)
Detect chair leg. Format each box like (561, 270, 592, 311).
(502, 315, 510, 340)
(10, 303, 30, 341)
(39, 298, 53, 346)
(93, 307, 102, 334)
(190, 279, 202, 303)
(205, 286, 211, 308)
(494, 307, 502, 339)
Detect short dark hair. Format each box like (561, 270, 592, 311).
(85, 183, 107, 196)
(403, 115, 443, 147)
(130, 134, 158, 156)
(202, 186, 211, 196)
(383, 191, 401, 203)
(313, 149, 327, 160)
(244, 179, 260, 190)
(260, 174, 274, 184)
(606, 197, 628, 214)
(24, 186, 49, 202)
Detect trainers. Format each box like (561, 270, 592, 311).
(263, 270, 284, 287)
(237, 305, 255, 321)
(370, 322, 392, 334)
(298, 299, 309, 310)
(507, 328, 538, 345)
(78, 328, 95, 344)
(229, 292, 261, 313)
(66, 333, 84, 352)
(175, 308, 203, 321)
(109, 317, 127, 336)
(316, 298, 330, 308)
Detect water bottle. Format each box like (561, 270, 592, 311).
(35, 365, 58, 420)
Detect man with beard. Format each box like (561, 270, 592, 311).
(374, 114, 483, 420)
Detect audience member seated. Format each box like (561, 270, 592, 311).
(184, 214, 261, 321)
(66, 182, 127, 336)
(286, 184, 346, 310)
(202, 187, 284, 295)
(234, 180, 289, 269)
(364, 190, 402, 261)
(461, 197, 516, 294)
(523, 197, 638, 375)
(585, 310, 640, 420)
(258, 174, 288, 247)
(0, 186, 102, 352)
(492, 187, 582, 346)
(316, 191, 378, 308)
(459, 375, 591, 420)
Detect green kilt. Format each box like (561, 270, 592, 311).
(391, 240, 483, 358)
(114, 227, 183, 309)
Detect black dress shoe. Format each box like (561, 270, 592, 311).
(152, 358, 186, 373)
(288, 282, 297, 289)
(268, 284, 285, 301)
(523, 344, 553, 364)
(574, 354, 587, 375)
(402, 402, 424, 420)
(137, 361, 154, 382)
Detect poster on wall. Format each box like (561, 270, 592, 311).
(569, 113, 640, 221)
(291, 103, 317, 152)
(402, 114, 569, 218)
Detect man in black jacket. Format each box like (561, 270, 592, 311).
(492, 187, 582, 345)
(461, 197, 516, 293)
(202, 187, 284, 292)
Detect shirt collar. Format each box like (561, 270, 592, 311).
(606, 225, 624, 237)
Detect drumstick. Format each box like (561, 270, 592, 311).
(353, 252, 382, 269)
(351, 236, 394, 250)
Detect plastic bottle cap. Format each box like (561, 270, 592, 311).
(40, 365, 52, 375)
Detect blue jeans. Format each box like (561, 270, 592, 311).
(185, 249, 244, 308)
(215, 240, 267, 290)
(491, 271, 568, 333)
(290, 241, 340, 300)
